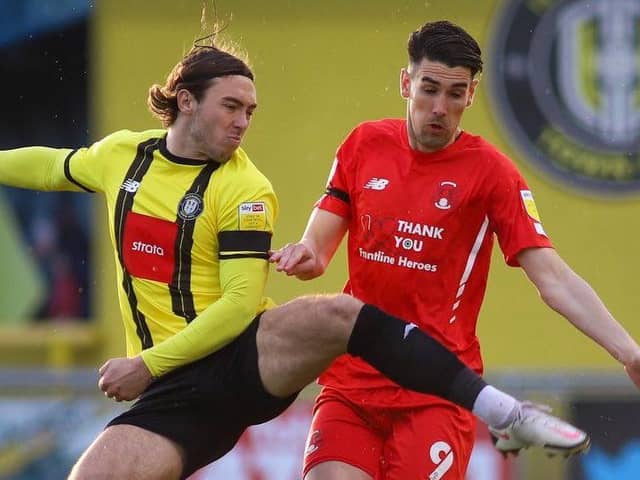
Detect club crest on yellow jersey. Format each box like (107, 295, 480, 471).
(178, 193, 204, 221)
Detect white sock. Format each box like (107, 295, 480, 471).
(472, 385, 519, 428)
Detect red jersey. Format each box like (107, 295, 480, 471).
(317, 119, 552, 407)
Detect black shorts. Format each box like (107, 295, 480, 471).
(107, 314, 299, 478)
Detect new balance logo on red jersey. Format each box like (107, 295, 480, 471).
(364, 177, 390, 190)
(121, 178, 141, 193)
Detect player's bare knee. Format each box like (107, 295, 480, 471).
(69, 426, 183, 480)
(318, 294, 363, 339)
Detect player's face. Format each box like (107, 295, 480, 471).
(400, 58, 478, 153)
(188, 75, 257, 162)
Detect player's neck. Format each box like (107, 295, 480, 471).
(165, 126, 207, 161)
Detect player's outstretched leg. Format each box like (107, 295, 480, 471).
(257, 293, 590, 458)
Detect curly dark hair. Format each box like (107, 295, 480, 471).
(148, 44, 253, 127)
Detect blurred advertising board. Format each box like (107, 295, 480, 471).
(0, 396, 513, 480)
(569, 398, 640, 480)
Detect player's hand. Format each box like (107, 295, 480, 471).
(624, 353, 640, 390)
(268, 242, 318, 279)
(98, 356, 153, 402)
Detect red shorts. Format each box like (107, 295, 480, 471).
(303, 387, 476, 480)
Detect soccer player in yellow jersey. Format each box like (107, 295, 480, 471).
(0, 40, 605, 479)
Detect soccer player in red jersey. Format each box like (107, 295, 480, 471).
(271, 20, 640, 480)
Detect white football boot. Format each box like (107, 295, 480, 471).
(489, 402, 590, 458)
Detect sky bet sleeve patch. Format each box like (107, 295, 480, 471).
(238, 202, 267, 230)
(520, 190, 546, 236)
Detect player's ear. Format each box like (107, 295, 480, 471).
(466, 78, 480, 107)
(400, 68, 411, 99)
(177, 89, 196, 113)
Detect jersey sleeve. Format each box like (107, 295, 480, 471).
(216, 175, 278, 259)
(65, 131, 131, 193)
(487, 157, 553, 267)
(140, 169, 278, 377)
(0, 131, 129, 194)
(0, 147, 79, 191)
(140, 255, 271, 377)
(317, 127, 361, 219)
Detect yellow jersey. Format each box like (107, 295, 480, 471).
(0, 129, 278, 376)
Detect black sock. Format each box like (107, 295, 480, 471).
(347, 304, 486, 411)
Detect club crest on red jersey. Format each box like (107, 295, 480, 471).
(433, 181, 458, 210)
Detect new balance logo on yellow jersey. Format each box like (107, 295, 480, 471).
(121, 178, 141, 193)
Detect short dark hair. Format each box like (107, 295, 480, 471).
(407, 21, 483, 77)
(148, 44, 254, 127)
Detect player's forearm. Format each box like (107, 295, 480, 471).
(520, 248, 640, 365)
(140, 295, 257, 377)
(294, 236, 329, 280)
(296, 208, 348, 280)
(140, 258, 268, 376)
(0, 147, 77, 191)
(541, 271, 639, 365)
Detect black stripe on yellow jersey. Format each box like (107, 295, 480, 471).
(170, 162, 220, 322)
(63, 149, 94, 192)
(114, 137, 161, 349)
